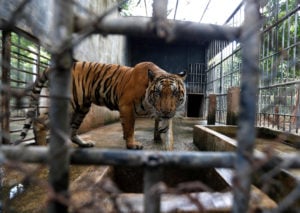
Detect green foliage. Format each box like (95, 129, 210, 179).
(10, 32, 50, 88)
(119, 0, 142, 16)
(260, 0, 299, 84)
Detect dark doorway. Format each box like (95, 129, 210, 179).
(187, 94, 204, 117)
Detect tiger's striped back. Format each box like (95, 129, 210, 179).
(71, 62, 132, 111)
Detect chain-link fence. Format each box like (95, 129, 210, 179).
(1, 0, 300, 212)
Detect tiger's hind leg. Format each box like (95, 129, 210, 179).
(70, 107, 94, 148)
(33, 115, 48, 146)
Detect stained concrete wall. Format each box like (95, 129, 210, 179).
(1, 0, 125, 132)
(74, 0, 126, 63)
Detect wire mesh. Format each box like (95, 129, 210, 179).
(0, 0, 299, 212)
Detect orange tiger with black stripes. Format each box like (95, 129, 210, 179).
(19, 61, 186, 149)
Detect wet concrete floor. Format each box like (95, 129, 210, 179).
(80, 117, 203, 151)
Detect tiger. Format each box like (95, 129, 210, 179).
(18, 61, 186, 149)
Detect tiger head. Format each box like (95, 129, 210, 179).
(146, 69, 186, 119)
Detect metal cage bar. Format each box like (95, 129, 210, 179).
(47, 0, 73, 212)
(1, 31, 11, 145)
(3, 146, 300, 168)
(232, 0, 261, 212)
(0, 0, 267, 212)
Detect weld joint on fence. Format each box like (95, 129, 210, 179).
(144, 154, 164, 167)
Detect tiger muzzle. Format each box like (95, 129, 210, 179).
(159, 110, 175, 119)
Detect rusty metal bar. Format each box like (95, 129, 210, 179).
(47, 0, 73, 212)
(144, 165, 162, 213)
(274, 183, 300, 213)
(0, 146, 236, 167)
(101, 17, 240, 42)
(232, 0, 261, 212)
(2, 146, 300, 169)
(74, 16, 241, 44)
(207, 94, 216, 125)
(1, 30, 11, 145)
(71, 149, 236, 168)
(152, 0, 168, 20)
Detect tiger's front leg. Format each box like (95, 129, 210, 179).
(70, 109, 94, 148)
(120, 105, 143, 150)
(154, 118, 162, 143)
(154, 118, 174, 151)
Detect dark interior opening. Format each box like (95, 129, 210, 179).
(187, 94, 204, 117)
(112, 166, 229, 193)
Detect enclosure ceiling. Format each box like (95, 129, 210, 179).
(126, 0, 242, 24)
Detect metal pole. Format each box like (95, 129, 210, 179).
(2, 147, 300, 169)
(232, 0, 261, 212)
(47, 0, 73, 212)
(1, 31, 11, 145)
(74, 16, 241, 43)
(144, 165, 162, 213)
(152, 0, 168, 20)
(0, 146, 238, 167)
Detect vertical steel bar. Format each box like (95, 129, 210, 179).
(144, 166, 162, 213)
(47, 0, 73, 212)
(220, 43, 223, 94)
(232, 0, 260, 212)
(152, 0, 168, 38)
(0, 29, 11, 212)
(152, 0, 168, 20)
(1, 31, 11, 145)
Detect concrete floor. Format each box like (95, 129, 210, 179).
(6, 118, 279, 212)
(7, 117, 204, 212)
(79, 117, 203, 151)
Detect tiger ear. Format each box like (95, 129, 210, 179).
(177, 71, 187, 81)
(148, 69, 155, 81)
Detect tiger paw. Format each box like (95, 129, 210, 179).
(126, 142, 143, 150)
(71, 135, 95, 148)
(78, 141, 95, 148)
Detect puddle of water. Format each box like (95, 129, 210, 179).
(1, 164, 89, 212)
(9, 183, 25, 199)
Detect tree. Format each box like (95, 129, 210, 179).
(261, 0, 300, 83)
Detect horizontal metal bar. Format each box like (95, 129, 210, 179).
(71, 149, 236, 167)
(77, 16, 241, 43)
(259, 79, 300, 90)
(1, 146, 300, 168)
(262, 5, 300, 34)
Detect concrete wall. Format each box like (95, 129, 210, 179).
(1, 0, 126, 62)
(1, 0, 127, 132)
(74, 0, 126, 63)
